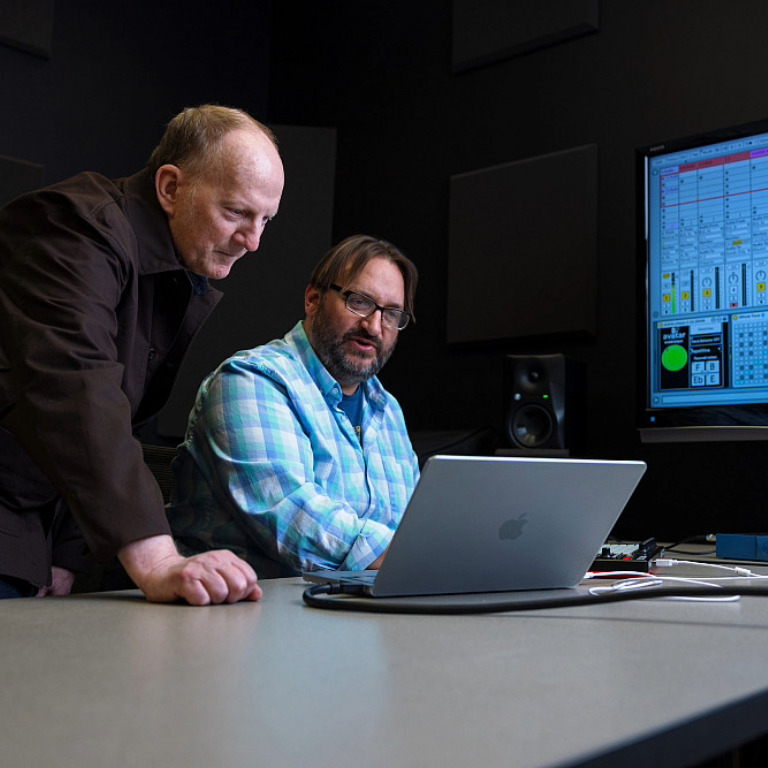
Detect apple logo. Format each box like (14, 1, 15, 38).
(499, 513, 528, 541)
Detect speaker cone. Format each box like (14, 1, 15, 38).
(509, 404, 555, 448)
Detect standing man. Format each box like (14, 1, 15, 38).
(168, 235, 420, 577)
(0, 105, 284, 603)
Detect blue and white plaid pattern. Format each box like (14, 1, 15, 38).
(168, 322, 419, 577)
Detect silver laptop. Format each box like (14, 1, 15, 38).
(303, 454, 647, 598)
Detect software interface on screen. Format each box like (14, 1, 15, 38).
(645, 128, 768, 413)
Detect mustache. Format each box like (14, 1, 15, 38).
(342, 328, 382, 351)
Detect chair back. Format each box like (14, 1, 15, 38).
(141, 444, 178, 503)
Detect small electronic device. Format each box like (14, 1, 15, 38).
(590, 539, 661, 573)
(590, 538, 660, 573)
(716, 533, 768, 562)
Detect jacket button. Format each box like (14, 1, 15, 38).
(148, 348, 157, 360)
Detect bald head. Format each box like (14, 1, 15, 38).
(153, 110, 285, 280)
(147, 104, 279, 179)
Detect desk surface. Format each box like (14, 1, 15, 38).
(2, 573, 768, 768)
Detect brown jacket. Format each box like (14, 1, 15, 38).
(0, 169, 222, 586)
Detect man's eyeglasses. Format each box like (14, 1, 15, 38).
(330, 284, 411, 330)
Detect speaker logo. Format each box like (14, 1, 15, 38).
(498, 513, 528, 541)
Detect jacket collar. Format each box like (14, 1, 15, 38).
(121, 169, 186, 276)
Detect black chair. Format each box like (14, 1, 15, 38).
(409, 426, 499, 469)
(141, 443, 178, 503)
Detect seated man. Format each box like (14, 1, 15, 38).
(168, 235, 420, 577)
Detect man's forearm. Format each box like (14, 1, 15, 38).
(118, 534, 181, 582)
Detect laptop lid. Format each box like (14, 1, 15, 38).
(305, 454, 647, 598)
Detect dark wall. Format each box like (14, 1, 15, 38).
(0, 0, 273, 184)
(268, 0, 768, 541)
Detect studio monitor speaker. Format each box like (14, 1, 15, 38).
(503, 354, 585, 452)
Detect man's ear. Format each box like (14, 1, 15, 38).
(305, 283, 321, 318)
(155, 164, 182, 216)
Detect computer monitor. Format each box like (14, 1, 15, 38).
(637, 117, 768, 442)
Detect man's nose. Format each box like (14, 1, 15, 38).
(361, 309, 383, 335)
(235, 222, 262, 252)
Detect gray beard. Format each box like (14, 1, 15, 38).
(310, 314, 396, 387)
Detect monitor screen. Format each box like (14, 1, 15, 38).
(638, 118, 768, 442)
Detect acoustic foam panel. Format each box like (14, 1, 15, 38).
(446, 144, 598, 346)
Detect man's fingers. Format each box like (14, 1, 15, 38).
(173, 552, 262, 605)
(121, 537, 263, 605)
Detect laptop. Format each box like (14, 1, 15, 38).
(303, 454, 647, 598)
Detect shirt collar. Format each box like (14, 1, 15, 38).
(289, 321, 388, 410)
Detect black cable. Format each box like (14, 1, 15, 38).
(302, 582, 768, 615)
(661, 534, 717, 556)
(664, 547, 717, 556)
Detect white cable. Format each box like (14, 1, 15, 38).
(588, 575, 741, 602)
(651, 575, 741, 602)
(585, 558, 768, 602)
(654, 558, 761, 577)
(584, 570, 649, 580)
(588, 577, 663, 596)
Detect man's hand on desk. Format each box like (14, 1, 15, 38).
(118, 534, 262, 605)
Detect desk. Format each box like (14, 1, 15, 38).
(1, 576, 768, 768)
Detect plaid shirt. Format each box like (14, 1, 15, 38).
(168, 322, 420, 577)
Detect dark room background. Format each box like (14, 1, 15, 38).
(2, 0, 767, 542)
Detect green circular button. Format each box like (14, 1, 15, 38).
(662, 344, 687, 371)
